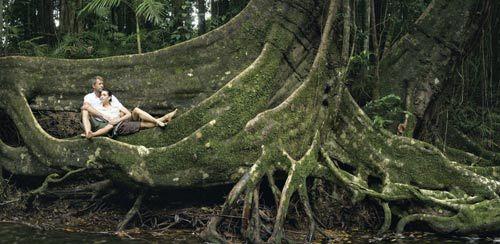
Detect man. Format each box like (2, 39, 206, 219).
(81, 76, 125, 138)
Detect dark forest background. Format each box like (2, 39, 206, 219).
(0, 0, 248, 57)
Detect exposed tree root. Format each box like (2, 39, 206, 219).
(266, 170, 282, 208)
(39, 179, 113, 200)
(0, 167, 4, 199)
(117, 191, 145, 232)
(29, 167, 86, 195)
(377, 201, 391, 234)
(449, 128, 499, 164)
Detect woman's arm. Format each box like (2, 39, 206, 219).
(107, 106, 131, 125)
(116, 106, 132, 123)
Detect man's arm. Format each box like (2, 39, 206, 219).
(82, 102, 112, 121)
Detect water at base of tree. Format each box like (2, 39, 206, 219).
(1, 222, 498, 243)
(0, 222, 200, 243)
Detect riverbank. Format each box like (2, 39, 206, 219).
(2, 175, 498, 243)
(0, 178, 371, 242)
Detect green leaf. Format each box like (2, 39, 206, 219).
(80, 0, 122, 16)
(136, 0, 166, 25)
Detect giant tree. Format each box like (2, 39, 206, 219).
(0, 0, 498, 242)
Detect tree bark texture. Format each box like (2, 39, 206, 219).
(0, 0, 499, 241)
(197, 0, 207, 35)
(379, 1, 493, 135)
(341, 0, 351, 63)
(0, 0, 4, 56)
(363, 0, 370, 53)
(60, 0, 82, 35)
(36, 0, 56, 43)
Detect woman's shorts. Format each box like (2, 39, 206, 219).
(112, 120, 141, 137)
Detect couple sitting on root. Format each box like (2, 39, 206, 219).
(81, 76, 177, 139)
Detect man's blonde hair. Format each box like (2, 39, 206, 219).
(89, 76, 104, 88)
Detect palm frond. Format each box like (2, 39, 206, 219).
(136, 0, 166, 25)
(80, 0, 122, 15)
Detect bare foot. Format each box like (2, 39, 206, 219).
(85, 131, 93, 139)
(163, 109, 178, 122)
(156, 120, 165, 127)
(81, 131, 91, 138)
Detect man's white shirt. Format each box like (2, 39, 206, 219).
(83, 93, 124, 121)
(83, 92, 124, 109)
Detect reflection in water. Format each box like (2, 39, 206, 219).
(0, 222, 200, 243)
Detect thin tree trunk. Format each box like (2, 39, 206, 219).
(116, 5, 127, 33)
(378, 0, 389, 60)
(211, 0, 230, 20)
(172, 0, 194, 38)
(0, 0, 4, 53)
(197, 0, 207, 35)
(341, 0, 351, 64)
(370, 0, 380, 99)
(363, 0, 370, 53)
(135, 14, 142, 54)
(60, 0, 70, 34)
(172, 0, 184, 32)
(0, 166, 4, 198)
(38, 0, 56, 43)
(125, 6, 135, 34)
(60, 0, 82, 35)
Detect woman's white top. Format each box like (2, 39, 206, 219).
(97, 104, 121, 120)
(84, 92, 123, 108)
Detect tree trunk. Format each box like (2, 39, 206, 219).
(135, 14, 142, 54)
(172, 0, 185, 32)
(197, 0, 207, 35)
(363, 0, 370, 53)
(60, 0, 82, 35)
(210, 0, 230, 21)
(379, 0, 493, 135)
(0, 0, 4, 54)
(37, 0, 56, 43)
(341, 0, 351, 64)
(370, 0, 380, 100)
(0, 0, 498, 242)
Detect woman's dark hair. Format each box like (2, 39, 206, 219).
(102, 89, 112, 102)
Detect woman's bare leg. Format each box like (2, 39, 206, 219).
(132, 107, 165, 127)
(89, 124, 114, 138)
(159, 109, 178, 123)
(140, 122, 157, 129)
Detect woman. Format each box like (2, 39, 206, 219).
(86, 89, 177, 138)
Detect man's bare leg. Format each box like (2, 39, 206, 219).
(131, 108, 165, 127)
(88, 124, 114, 138)
(82, 109, 92, 138)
